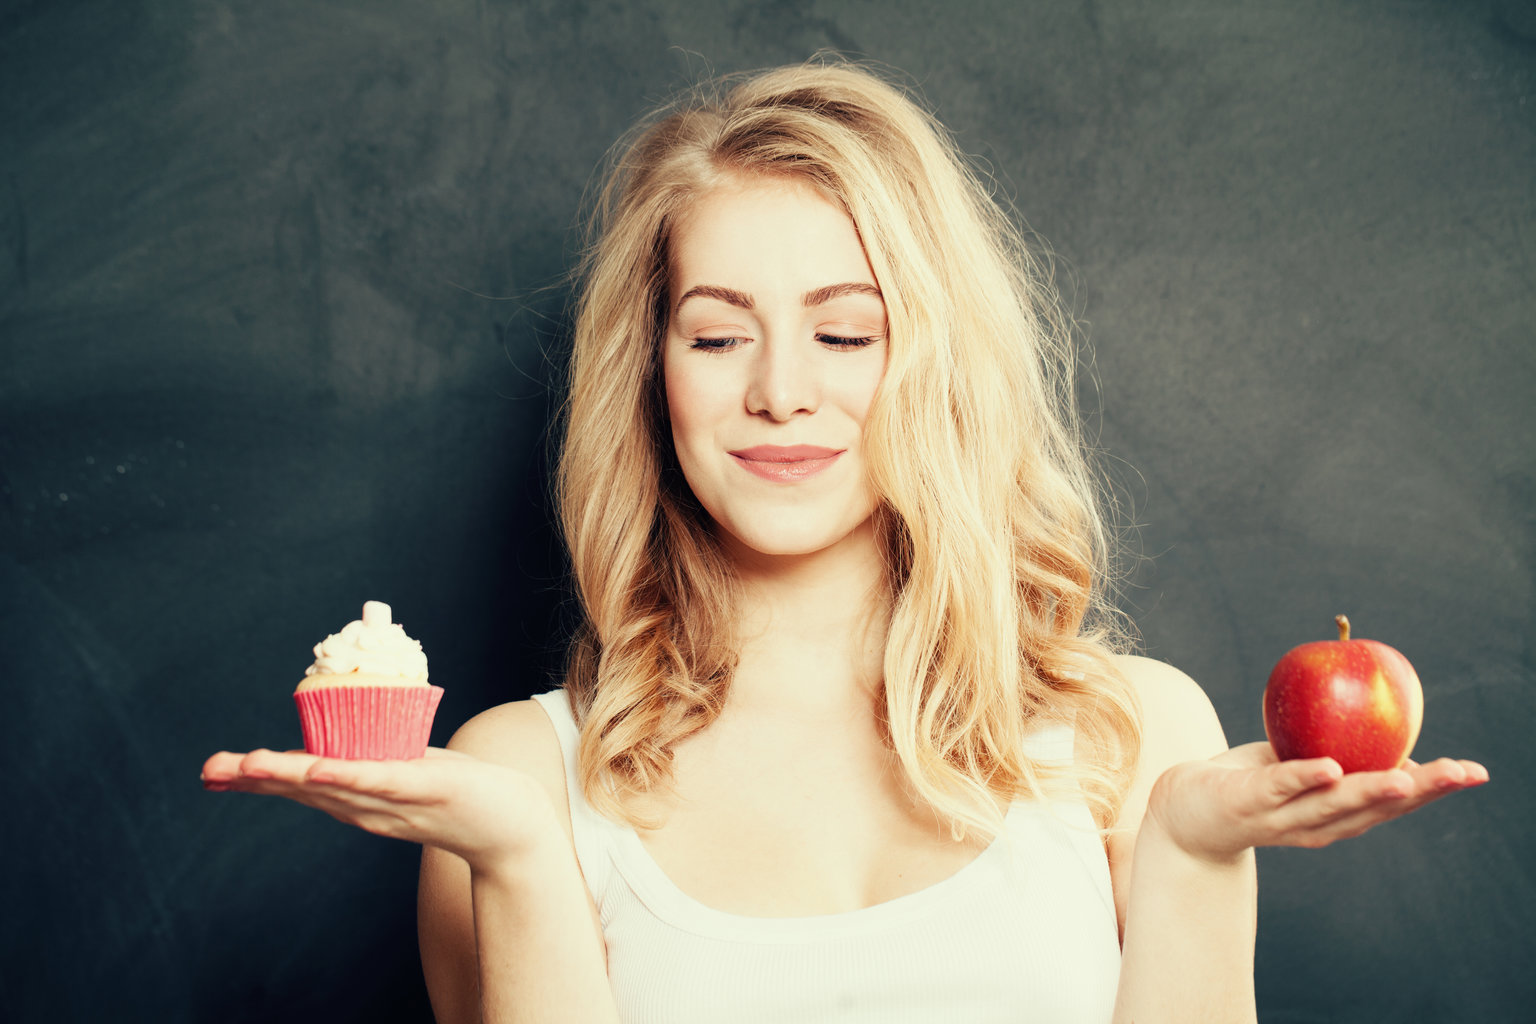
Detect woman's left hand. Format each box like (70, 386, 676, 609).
(1145, 742, 1489, 864)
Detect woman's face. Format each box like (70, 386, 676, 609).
(663, 174, 888, 561)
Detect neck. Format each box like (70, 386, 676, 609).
(720, 519, 892, 718)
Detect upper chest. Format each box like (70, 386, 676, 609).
(631, 712, 993, 917)
(591, 713, 1124, 1024)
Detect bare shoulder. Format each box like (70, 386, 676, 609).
(1112, 653, 1229, 767)
(1104, 655, 1236, 930)
(448, 696, 564, 766)
(447, 696, 572, 836)
(419, 695, 580, 1024)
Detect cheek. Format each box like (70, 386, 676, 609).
(842, 355, 887, 425)
(662, 360, 717, 453)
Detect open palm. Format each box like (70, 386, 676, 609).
(1146, 741, 1488, 863)
(201, 747, 559, 870)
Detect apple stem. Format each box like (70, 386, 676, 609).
(1335, 614, 1351, 641)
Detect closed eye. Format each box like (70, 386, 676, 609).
(690, 337, 747, 352)
(817, 333, 880, 349)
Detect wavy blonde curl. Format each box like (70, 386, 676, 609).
(556, 57, 1140, 840)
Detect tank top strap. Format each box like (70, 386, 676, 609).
(530, 689, 623, 905)
(1010, 717, 1116, 918)
(1020, 718, 1076, 765)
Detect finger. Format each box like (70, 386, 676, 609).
(1270, 767, 1414, 832)
(1281, 799, 1410, 846)
(203, 749, 318, 789)
(202, 751, 247, 783)
(1413, 757, 1467, 790)
(1282, 758, 1486, 816)
(225, 776, 419, 829)
(1266, 758, 1344, 802)
(1408, 757, 1488, 789)
(1397, 759, 1490, 801)
(303, 757, 439, 805)
(217, 765, 415, 812)
(238, 748, 325, 783)
(304, 757, 389, 789)
(1298, 765, 1486, 843)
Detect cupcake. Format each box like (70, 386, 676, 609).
(293, 601, 443, 759)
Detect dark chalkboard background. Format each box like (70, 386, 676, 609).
(3, 1, 1532, 1021)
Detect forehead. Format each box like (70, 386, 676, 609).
(666, 175, 877, 300)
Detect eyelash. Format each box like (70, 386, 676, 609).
(819, 333, 879, 348)
(689, 337, 743, 352)
(689, 334, 880, 352)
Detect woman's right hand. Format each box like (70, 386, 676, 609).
(200, 746, 562, 874)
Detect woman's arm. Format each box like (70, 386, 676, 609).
(1106, 657, 1256, 1023)
(417, 700, 615, 1024)
(421, 829, 615, 1024)
(1105, 656, 1486, 1024)
(203, 700, 618, 1024)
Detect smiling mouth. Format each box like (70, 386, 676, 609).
(728, 445, 845, 482)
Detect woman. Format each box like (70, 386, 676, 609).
(202, 60, 1486, 1023)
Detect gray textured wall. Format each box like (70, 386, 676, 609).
(3, 1, 1532, 1021)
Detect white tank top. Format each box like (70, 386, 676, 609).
(531, 690, 1121, 1023)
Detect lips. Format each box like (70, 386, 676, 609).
(728, 444, 845, 482)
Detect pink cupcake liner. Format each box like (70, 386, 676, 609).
(294, 684, 445, 760)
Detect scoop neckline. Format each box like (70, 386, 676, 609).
(605, 803, 1020, 943)
(530, 690, 1077, 943)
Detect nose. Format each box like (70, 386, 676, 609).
(745, 334, 820, 421)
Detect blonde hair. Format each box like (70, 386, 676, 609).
(556, 57, 1140, 839)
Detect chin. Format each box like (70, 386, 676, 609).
(737, 536, 836, 559)
(718, 514, 877, 562)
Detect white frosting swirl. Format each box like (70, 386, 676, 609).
(303, 601, 429, 682)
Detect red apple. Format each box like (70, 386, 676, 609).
(1263, 615, 1424, 773)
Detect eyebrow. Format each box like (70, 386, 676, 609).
(674, 281, 882, 316)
